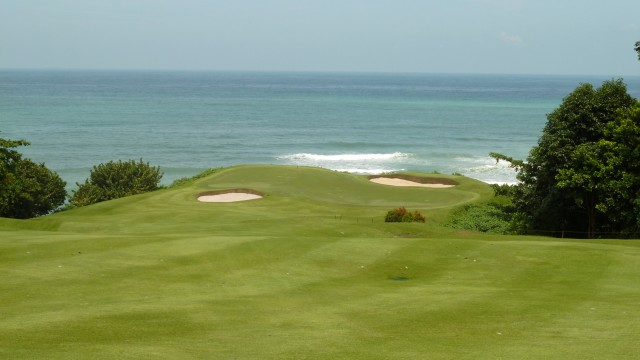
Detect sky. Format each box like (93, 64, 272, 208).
(1, 0, 639, 75)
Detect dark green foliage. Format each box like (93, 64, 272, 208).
(635, 41, 640, 61)
(447, 185, 516, 234)
(385, 207, 425, 223)
(0, 135, 67, 218)
(492, 80, 639, 238)
(490, 183, 518, 197)
(556, 103, 640, 238)
(70, 159, 162, 207)
(447, 204, 512, 234)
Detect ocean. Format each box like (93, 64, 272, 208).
(2, 70, 639, 188)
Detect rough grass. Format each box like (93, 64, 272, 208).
(1, 165, 639, 359)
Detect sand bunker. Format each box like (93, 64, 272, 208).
(369, 177, 456, 188)
(197, 189, 263, 203)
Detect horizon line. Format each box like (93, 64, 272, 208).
(1, 67, 639, 78)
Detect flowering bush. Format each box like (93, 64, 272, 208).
(385, 207, 425, 223)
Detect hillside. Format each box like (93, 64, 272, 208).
(1, 165, 639, 359)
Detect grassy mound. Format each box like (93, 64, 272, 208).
(1, 165, 639, 359)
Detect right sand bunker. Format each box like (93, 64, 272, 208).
(369, 175, 457, 188)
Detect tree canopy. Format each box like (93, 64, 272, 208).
(493, 80, 639, 238)
(70, 159, 163, 207)
(635, 41, 640, 61)
(0, 135, 67, 219)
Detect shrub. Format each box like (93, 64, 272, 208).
(70, 159, 162, 207)
(1, 136, 67, 218)
(385, 207, 407, 222)
(409, 210, 426, 223)
(446, 184, 519, 234)
(385, 207, 426, 223)
(447, 203, 512, 234)
(490, 183, 518, 197)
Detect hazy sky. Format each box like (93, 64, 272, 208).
(1, 0, 639, 75)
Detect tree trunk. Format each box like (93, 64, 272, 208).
(586, 193, 596, 239)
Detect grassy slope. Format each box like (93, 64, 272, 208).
(1, 165, 639, 359)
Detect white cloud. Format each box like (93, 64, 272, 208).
(499, 31, 524, 46)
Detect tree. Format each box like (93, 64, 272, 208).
(556, 103, 640, 237)
(70, 159, 162, 207)
(635, 41, 640, 61)
(1, 135, 67, 219)
(492, 80, 637, 238)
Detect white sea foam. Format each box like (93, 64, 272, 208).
(278, 152, 519, 183)
(277, 152, 409, 175)
(461, 161, 518, 185)
(278, 152, 410, 162)
(454, 156, 513, 166)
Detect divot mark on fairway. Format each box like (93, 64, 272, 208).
(197, 189, 263, 203)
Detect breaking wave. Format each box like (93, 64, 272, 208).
(277, 152, 519, 183)
(276, 152, 411, 174)
(454, 156, 518, 184)
(278, 152, 411, 162)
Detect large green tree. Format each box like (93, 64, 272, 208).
(0, 135, 67, 218)
(635, 41, 640, 61)
(492, 80, 638, 238)
(70, 159, 163, 207)
(556, 103, 640, 237)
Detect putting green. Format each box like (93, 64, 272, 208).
(1, 165, 639, 359)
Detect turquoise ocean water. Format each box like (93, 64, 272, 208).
(2, 70, 639, 187)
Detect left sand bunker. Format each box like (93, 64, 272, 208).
(197, 189, 263, 203)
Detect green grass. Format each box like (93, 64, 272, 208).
(1, 165, 639, 359)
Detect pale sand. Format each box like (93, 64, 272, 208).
(369, 177, 455, 188)
(197, 193, 263, 203)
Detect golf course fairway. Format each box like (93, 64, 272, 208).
(1, 165, 639, 359)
